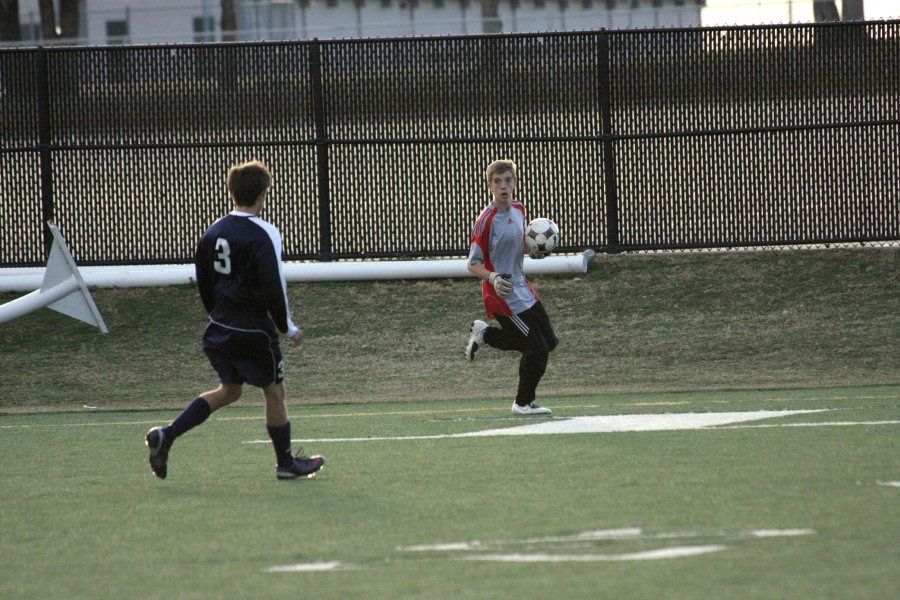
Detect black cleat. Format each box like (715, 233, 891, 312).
(277, 449, 325, 480)
(145, 427, 172, 479)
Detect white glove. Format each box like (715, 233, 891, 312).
(529, 247, 551, 260)
(489, 272, 513, 298)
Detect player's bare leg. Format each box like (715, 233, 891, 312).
(202, 383, 243, 411)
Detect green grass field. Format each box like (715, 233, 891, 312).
(1, 387, 899, 599)
(1, 248, 898, 598)
(1, 248, 898, 410)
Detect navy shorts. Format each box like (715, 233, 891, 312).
(202, 322, 284, 388)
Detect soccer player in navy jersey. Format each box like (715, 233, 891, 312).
(465, 159, 559, 415)
(145, 160, 324, 480)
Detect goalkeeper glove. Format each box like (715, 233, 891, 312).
(488, 272, 513, 298)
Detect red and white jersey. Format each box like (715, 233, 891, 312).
(468, 200, 539, 318)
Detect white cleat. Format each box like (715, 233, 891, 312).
(512, 402, 552, 416)
(466, 320, 488, 361)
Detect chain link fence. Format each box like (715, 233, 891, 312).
(1, 21, 898, 267)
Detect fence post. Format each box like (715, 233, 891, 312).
(309, 39, 332, 261)
(36, 47, 54, 257)
(598, 31, 619, 253)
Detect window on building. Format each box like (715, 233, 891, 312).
(271, 2, 295, 39)
(106, 20, 128, 45)
(19, 22, 40, 41)
(193, 16, 215, 42)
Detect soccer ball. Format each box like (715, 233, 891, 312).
(524, 218, 560, 255)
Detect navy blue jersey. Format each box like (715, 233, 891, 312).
(195, 211, 298, 337)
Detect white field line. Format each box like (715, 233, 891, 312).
(397, 528, 815, 553)
(244, 409, 842, 444)
(264, 529, 814, 572)
(262, 547, 728, 572)
(718, 420, 900, 429)
(265, 561, 346, 572)
(399, 528, 645, 552)
(265, 528, 815, 572)
(459, 545, 729, 562)
(746, 528, 816, 538)
(876, 480, 900, 488)
(4, 394, 899, 430)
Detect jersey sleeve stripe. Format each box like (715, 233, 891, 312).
(473, 205, 495, 237)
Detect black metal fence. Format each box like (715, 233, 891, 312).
(1, 21, 898, 267)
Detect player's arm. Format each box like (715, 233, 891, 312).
(468, 245, 512, 298)
(467, 260, 492, 281)
(194, 238, 216, 314)
(260, 237, 303, 348)
(257, 238, 295, 336)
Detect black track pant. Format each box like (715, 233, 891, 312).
(483, 301, 559, 405)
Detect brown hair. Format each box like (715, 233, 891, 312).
(227, 160, 272, 207)
(484, 159, 518, 185)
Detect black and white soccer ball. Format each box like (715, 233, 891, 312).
(524, 218, 560, 255)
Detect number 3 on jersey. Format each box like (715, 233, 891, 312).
(214, 238, 231, 274)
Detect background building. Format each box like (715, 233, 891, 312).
(4, 1, 899, 46)
(11, 0, 705, 46)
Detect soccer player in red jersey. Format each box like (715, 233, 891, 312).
(465, 159, 559, 415)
